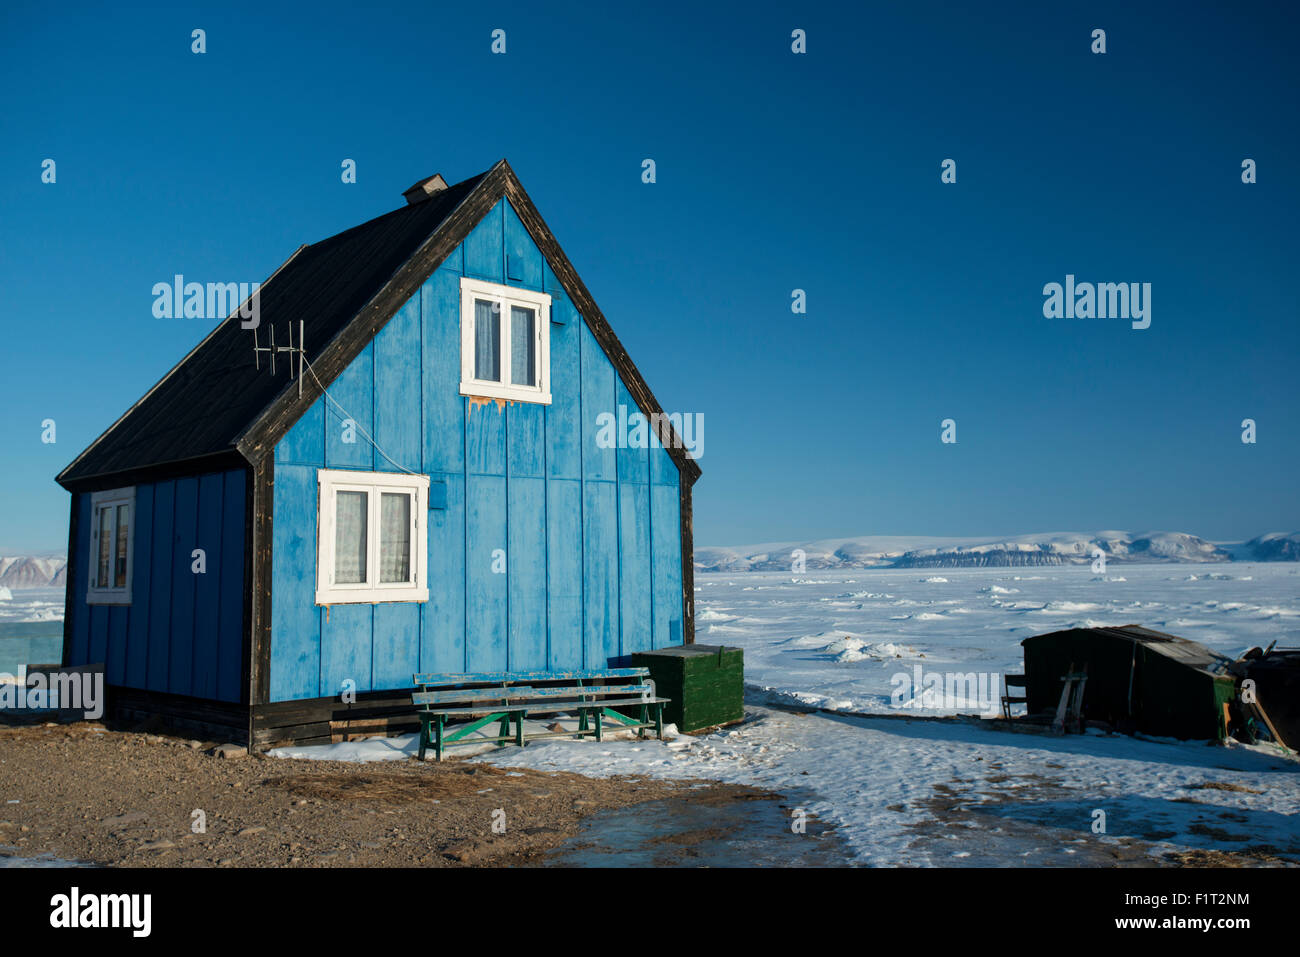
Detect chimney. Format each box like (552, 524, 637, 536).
(403, 173, 449, 205)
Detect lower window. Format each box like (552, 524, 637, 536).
(87, 486, 134, 605)
(316, 469, 429, 604)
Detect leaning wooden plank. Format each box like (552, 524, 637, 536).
(1253, 697, 1296, 753)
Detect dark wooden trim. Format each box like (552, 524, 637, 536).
(251, 688, 426, 750)
(234, 166, 511, 462)
(248, 457, 274, 723)
(108, 686, 251, 743)
(680, 480, 695, 644)
(60, 491, 79, 667)
(57, 450, 249, 495)
(501, 167, 701, 486)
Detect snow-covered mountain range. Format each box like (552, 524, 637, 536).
(0, 556, 67, 589)
(1, 531, 1297, 585)
(696, 531, 1300, 572)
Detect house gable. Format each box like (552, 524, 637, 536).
(235, 160, 700, 486)
(266, 197, 687, 702)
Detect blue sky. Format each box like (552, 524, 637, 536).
(1, 0, 1297, 552)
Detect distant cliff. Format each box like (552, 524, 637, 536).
(0, 556, 67, 588)
(696, 530, 1296, 572)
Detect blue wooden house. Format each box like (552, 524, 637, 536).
(56, 161, 700, 747)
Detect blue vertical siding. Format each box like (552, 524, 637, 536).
(66, 468, 247, 703)
(169, 477, 198, 696)
(124, 484, 152, 688)
(217, 469, 246, 701)
(422, 469, 465, 674)
(269, 461, 319, 701)
(507, 477, 547, 671)
(545, 480, 583, 669)
(146, 480, 174, 691)
(466, 475, 508, 672)
(266, 198, 688, 701)
(192, 472, 224, 699)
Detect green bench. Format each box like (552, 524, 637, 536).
(412, 668, 671, 761)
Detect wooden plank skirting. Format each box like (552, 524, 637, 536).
(108, 686, 249, 743)
(95, 686, 424, 750)
(252, 690, 423, 750)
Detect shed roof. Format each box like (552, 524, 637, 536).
(1023, 624, 1231, 676)
(57, 160, 701, 490)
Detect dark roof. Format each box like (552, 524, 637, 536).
(58, 171, 485, 487)
(57, 161, 701, 490)
(1024, 624, 1231, 676)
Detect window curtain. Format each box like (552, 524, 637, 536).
(474, 299, 500, 381)
(510, 306, 536, 386)
(114, 504, 129, 587)
(96, 507, 112, 588)
(379, 492, 411, 583)
(334, 491, 368, 584)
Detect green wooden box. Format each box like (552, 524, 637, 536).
(631, 644, 744, 733)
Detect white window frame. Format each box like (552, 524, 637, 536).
(87, 486, 135, 605)
(459, 277, 552, 404)
(315, 469, 430, 605)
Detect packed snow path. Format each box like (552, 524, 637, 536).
(474, 702, 1300, 865)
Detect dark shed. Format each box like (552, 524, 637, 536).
(1021, 625, 1235, 740)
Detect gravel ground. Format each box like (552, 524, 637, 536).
(0, 721, 771, 867)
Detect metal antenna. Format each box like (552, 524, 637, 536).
(253, 321, 306, 396)
(273, 320, 307, 397)
(252, 324, 276, 375)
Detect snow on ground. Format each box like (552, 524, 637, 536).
(281, 703, 1300, 865)
(272, 563, 1300, 865)
(472, 704, 1300, 865)
(699, 562, 1300, 715)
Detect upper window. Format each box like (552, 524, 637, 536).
(87, 487, 134, 605)
(459, 278, 552, 404)
(315, 469, 429, 605)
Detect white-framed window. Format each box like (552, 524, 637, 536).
(315, 469, 429, 605)
(87, 486, 134, 605)
(459, 277, 552, 404)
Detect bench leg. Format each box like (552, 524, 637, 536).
(497, 714, 511, 748)
(418, 714, 428, 761)
(435, 714, 445, 762)
(595, 709, 603, 742)
(639, 702, 647, 739)
(516, 712, 525, 748)
(655, 702, 663, 740)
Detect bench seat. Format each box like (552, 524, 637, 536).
(412, 669, 672, 760)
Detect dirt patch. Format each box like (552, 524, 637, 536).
(0, 721, 776, 867)
(1164, 846, 1296, 867)
(1189, 781, 1263, 795)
